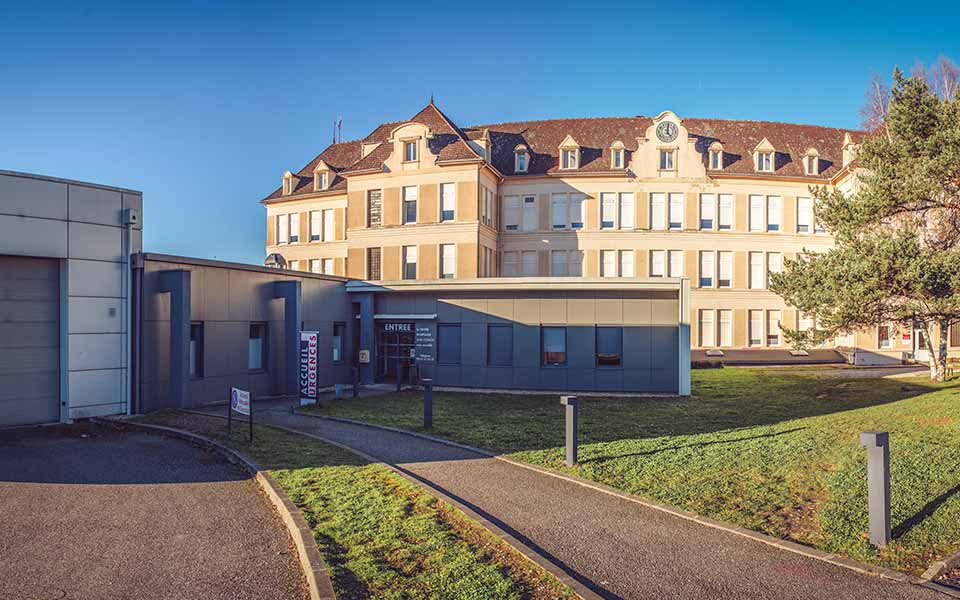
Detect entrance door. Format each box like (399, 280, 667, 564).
(376, 324, 415, 383)
(914, 328, 930, 363)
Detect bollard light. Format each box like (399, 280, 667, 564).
(859, 431, 891, 547)
(560, 395, 578, 467)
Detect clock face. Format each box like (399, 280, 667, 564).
(656, 121, 679, 143)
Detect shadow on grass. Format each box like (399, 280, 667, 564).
(893, 482, 960, 540)
(579, 427, 808, 464)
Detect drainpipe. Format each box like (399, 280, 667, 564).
(131, 253, 143, 415)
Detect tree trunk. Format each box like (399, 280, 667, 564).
(923, 321, 949, 381)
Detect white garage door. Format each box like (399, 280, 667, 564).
(0, 256, 60, 427)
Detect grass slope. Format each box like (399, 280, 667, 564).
(137, 412, 571, 600)
(307, 368, 960, 574)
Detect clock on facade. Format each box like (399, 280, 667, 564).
(656, 121, 679, 143)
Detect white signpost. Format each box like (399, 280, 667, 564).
(228, 387, 252, 442)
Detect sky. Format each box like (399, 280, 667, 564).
(2, 1, 959, 265)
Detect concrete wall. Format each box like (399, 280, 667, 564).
(0, 170, 141, 420)
(139, 255, 353, 411)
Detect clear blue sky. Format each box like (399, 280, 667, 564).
(2, 1, 958, 264)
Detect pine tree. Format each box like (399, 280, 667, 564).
(770, 67, 960, 380)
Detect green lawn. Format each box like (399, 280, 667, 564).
(305, 368, 960, 575)
(136, 412, 572, 600)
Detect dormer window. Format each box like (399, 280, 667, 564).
(403, 140, 418, 162)
(708, 142, 723, 170)
(753, 138, 776, 173)
(282, 171, 297, 196)
(757, 152, 773, 172)
(659, 149, 675, 171)
(804, 150, 819, 176)
(610, 141, 626, 169)
(514, 146, 528, 173)
(561, 149, 578, 169)
(315, 171, 329, 191)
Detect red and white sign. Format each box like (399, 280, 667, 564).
(300, 331, 319, 406)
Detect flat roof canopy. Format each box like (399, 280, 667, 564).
(346, 277, 686, 294)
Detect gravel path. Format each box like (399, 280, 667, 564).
(196, 401, 947, 600)
(0, 422, 307, 600)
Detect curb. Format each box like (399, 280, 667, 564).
(93, 417, 337, 600)
(292, 410, 960, 597)
(185, 409, 600, 600)
(924, 550, 960, 581)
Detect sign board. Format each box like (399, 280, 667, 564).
(415, 325, 434, 362)
(358, 349, 370, 364)
(230, 387, 250, 415)
(381, 322, 414, 333)
(299, 331, 319, 406)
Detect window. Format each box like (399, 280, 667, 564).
(289, 260, 300, 272)
(668, 250, 684, 278)
(878, 325, 893, 349)
(612, 148, 624, 169)
(487, 324, 513, 366)
(767, 196, 781, 231)
(480, 187, 495, 227)
(505, 196, 521, 231)
(650, 250, 665, 277)
(749, 195, 764, 231)
(699, 310, 715, 347)
(718, 194, 733, 230)
(248, 323, 267, 371)
(797, 197, 812, 233)
(322, 209, 334, 242)
(190, 323, 203, 378)
(619, 250, 634, 277)
(322, 258, 334, 275)
(367, 189, 382, 227)
(668, 193, 684, 229)
(805, 155, 818, 175)
(332, 323, 344, 363)
(619, 193, 634, 230)
(749, 310, 763, 346)
(718, 251, 732, 288)
(367, 247, 381, 280)
(659, 149, 675, 170)
(402, 186, 417, 224)
(596, 327, 622, 367)
(699, 194, 715, 229)
(440, 244, 456, 279)
(561, 149, 578, 169)
(601, 193, 616, 229)
(718, 310, 732, 346)
(757, 151, 773, 172)
(276, 214, 289, 244)
(650, 192, 666, 230)
(709, 149, 722, 170)
(310, 211, 321, 241)
(437, 324, 461, 364)
(503, 251, 519, 277)
(951, 324, 960, 347)
(402, 245, 417, 280)
(552, 193, 570, 229)
(542, 327, 566, 366)
(522, 196, 537, 231)
(749, 252, 764, 289)
(309, 259, 321, 274)
(551, 250, 569, 277)
(404, 140, 418, 162)
(317, 171, 328, 190)
(440, 183, 456, 221)
(569, 194, 584, 229)
(767, 253, 782, 287)
(521, 250, 537, 276)
(515, 151, 528, 173)
(767, 310, 781, 346)
(699, 251, 714, 287)
(601, 250, 617, 277)
(568, 250, 583, 276)
(289, 213, 300, 243)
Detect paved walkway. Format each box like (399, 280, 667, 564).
(0, 422, 306, 600)
(197, 400, 945, 600)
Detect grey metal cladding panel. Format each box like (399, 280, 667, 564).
(414, 294, 437, 316)
(514, 298, 539, 324)
(457, 299, 487, 323)
(538, 368, 567, 390)
(512, 367, 539, 389)
(68, 184, 122, 226)
(140, 320, 170, 384)
(0, 392, 59, 427)
(650, 326, 679, 369)
(0, 372, 58, 403)
(434, 364, 461, 386)
(596, 297, 624, 324)
(0, 300, 58, 323)
(248, 371, 274, 398)
(622, 326, 653, 370)
(648, 368, 679, 393)
(623, 368, 653, 392)
(201, 267, 230, 321)
(227, 270, 254, 322)
(0, 347, 59, 375)
(0, 215, 68, 258)
(0, 174, 68, 219)
(459, 365, 485, 387)
(484, 367, 512, 389)
(566, 327, 594, 369)
(540, 296, 566, 323)
(302, 280, 350, 321)
(568, 369, 597, 391)
(0, 323, 59, 348)
(594, 369, 623, 392)
(514, 325, 540, 368)
(0, 278, 59, 302)
(201, 321, 248, 377)
(67, 259, 122, 298)
(189, 268, 204, 319)
(140, 379, 171, 413)
(460, 323, 484, 366)
(651, 297, 680, 325)
(68, 221, 122, 262)
(0, 255, 60, 282)
(435, 299, 462, 322)
(623, 298, 653, 325)
(379, 294, 416, 315)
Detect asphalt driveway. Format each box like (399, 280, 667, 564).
(0, 422, 306, 600)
